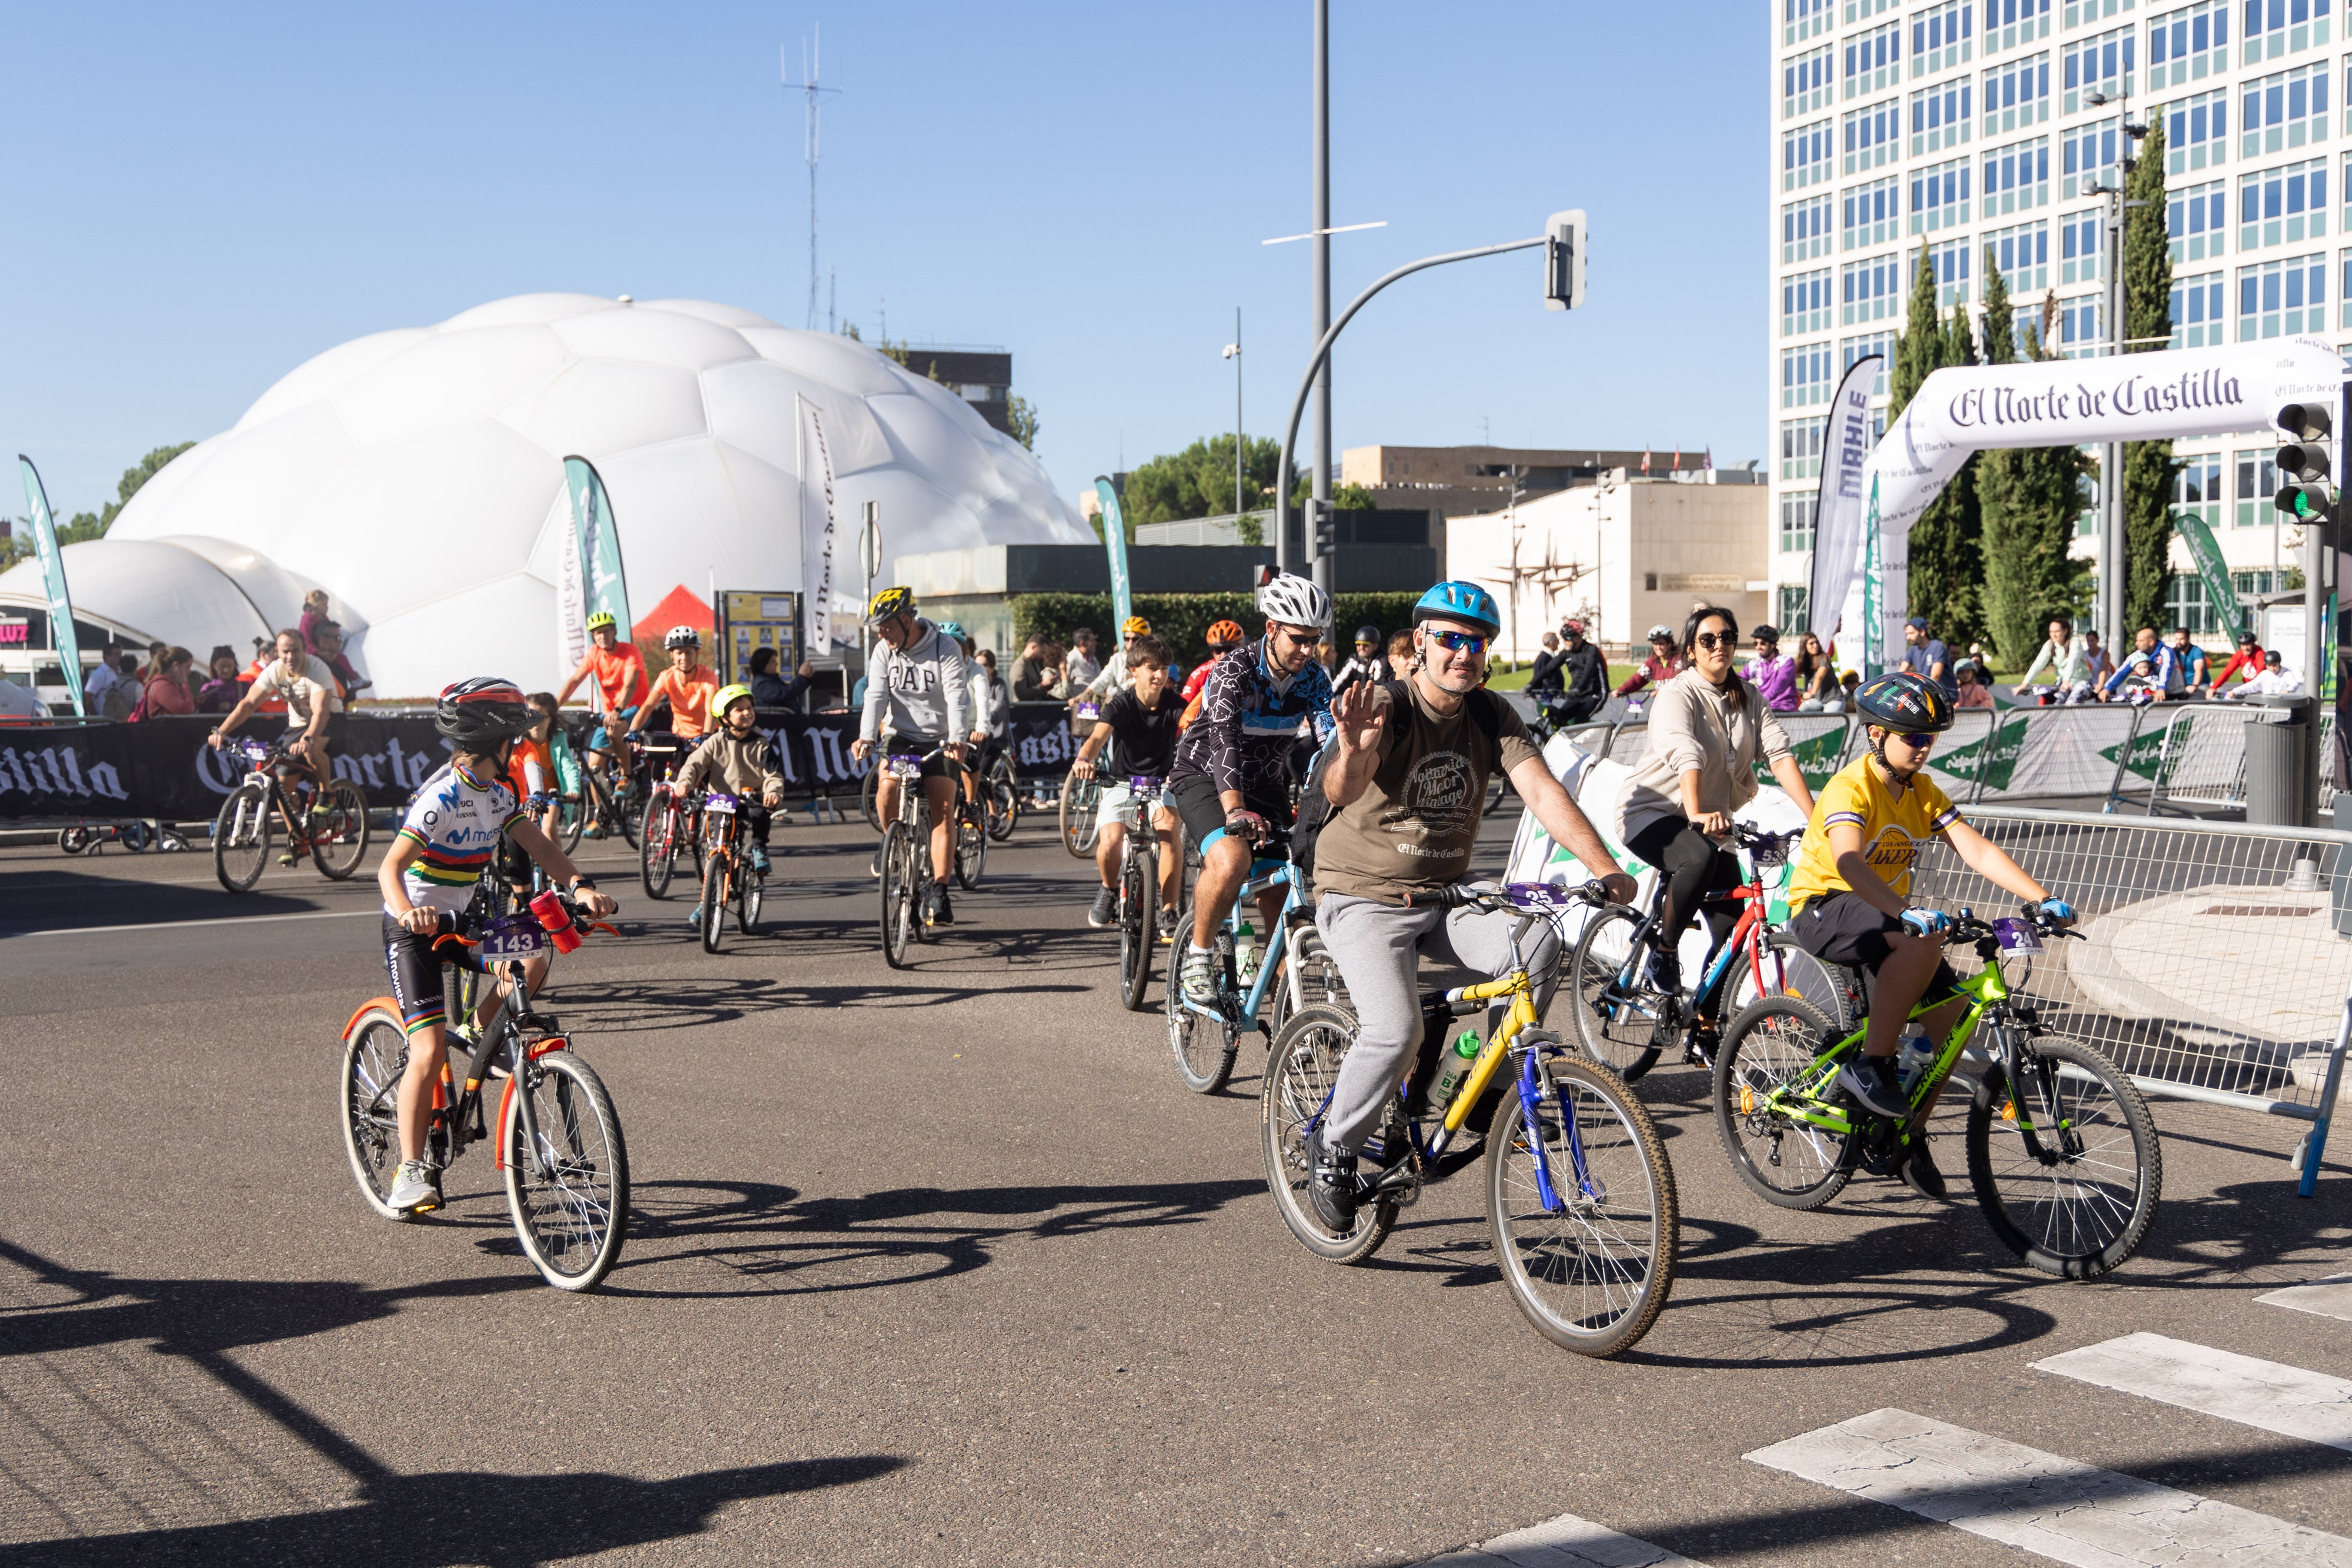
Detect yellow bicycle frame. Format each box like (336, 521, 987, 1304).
(1436, 969, 1541, 1137)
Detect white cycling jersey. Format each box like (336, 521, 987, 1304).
(389, 761, 522, 916)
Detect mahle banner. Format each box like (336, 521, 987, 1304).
(1806, 353, 1882, 661)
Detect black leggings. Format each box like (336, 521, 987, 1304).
(1625, 816, 1740, 1003)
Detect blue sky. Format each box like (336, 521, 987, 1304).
(3, 1, 1766, 520)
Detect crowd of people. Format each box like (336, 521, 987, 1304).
(78, 587, 368, 723)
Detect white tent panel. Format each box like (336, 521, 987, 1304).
(328, 325, 570, 446)
(639, 298, 777, 330)
(739, 327, 906, 396)
(153, 534, 333, 636)
(500, 357, 707, 456)
(122, 401, 357, 564)
(237, 328, 428, 431)
(0, 539, 274, 651)
(437, 293, 617, 331)
(552, 305, 757, 370)
(597, 436, 803, 600)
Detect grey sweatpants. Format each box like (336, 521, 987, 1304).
(1315, 891, 1562, 1153)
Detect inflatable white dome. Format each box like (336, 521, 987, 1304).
(1, 293, 1090, 695)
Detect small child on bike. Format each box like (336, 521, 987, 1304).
(1783, 671, 2073, 1199)
(674, 684, 787, 921)
(1072, 633, 1185, 937)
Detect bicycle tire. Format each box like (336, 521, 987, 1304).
(1060, 773, 1100, 858)
(57, 826, 89, 855)
(212, 782, 272, 893)
(985, 757, 1020, 841)
(639, 800, 677, 900)
(739, 870, 763, 935)
(338, 1007, 415, 1221)
(309, 780, 372, 880)
(1261, 1004, 1399, 1263)
(955, 805, 987, 891)
(1966, 1035, 2161, 1279)
(557, 793, 584, 852)
(121, 820, 152, 851)
(158, 824, 191, 852)
(699, 858, 727, 954)
(1168, 924, 1240, 1092)
(1118, 846, 1153, 1012)
(1568, 905, 1668, 1081)
(1713, 995, 1857, 1211)
(860, 767, 882, 834)
(501, 1048, 629, 1291)
(602, 769, 640, 850)
(1487, 1047, 1678, 1358)
(880, 822, 919, 968)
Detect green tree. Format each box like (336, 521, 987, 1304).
(2122, 119, 2183, 637)
(1127, 434, 1292, 524)
(1892, 245, 1986, 650)
(1287, 477, 1376, 511)
(1976, 256, 2087, 667)
(1004, 394, 1040, 450)
(3, 442, 193, 573)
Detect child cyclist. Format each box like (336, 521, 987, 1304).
(376, 678, 618, 1216)
(1783, 670, 2073, 1199)
(674, 683, 788, 930)
(1072, 633, 1185, 940)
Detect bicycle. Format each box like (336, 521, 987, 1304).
(1165, 830, 1335, 1093)
(1262, 881, 1677, 1357)
(951, 760, 989, 891)
(59, 819, 190, 855)
(982, 749, 1021, 842)
(1713, 904, 2161, 1279)
(566, 715, 642, 848)
(633, 736, 701, 900)
(877, 747, 947, 969)
(1566, 824, 1835, 1083)
(694, 790, 764, 953)
(211, 735, 370, 893)
(1108, 773, 1168, 1012)
(337, 892, 629, 1291)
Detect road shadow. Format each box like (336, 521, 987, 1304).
(544, 974, 1091, 1033)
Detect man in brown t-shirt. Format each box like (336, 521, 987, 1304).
(1303, 581, 1633, 1234)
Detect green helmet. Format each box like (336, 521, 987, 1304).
(713, 683, 755, 720)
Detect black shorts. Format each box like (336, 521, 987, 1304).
(383, 911, 482, 1037)
(876, 738, 958, 783)
(1788, 892, 1962, 1003)
(1165, 771, 1291, 854)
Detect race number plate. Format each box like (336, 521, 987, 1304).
(1991, 918, 2043, 954)
(704, 793, 737, 815)
(479, 916, 548, 961)
(886, 755, 923, 779)
(1075, 703, 1101, 721)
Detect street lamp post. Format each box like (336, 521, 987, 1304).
(1311, 0, 1332, 593)
(1222, 312, 1244, 521)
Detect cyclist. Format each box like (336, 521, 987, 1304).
(499, 693, 562, 885)
(559, 610, 650, 794)
(1071, 616, 1155, 706)
(1332, 626, 1389, 694)
(1554, 618, 1608, 726)
(1785, 670, 2073, 1198)
(376, 677, 617, 1215)
(1615, 606, 1816, 1064)
(1614, 624, 1687, 699)
(676, 682, 787, 928)
(1177, 618, 1248, 730)
(1165, 572, 1336, 1001)
(933, 621, 997, 817)
(1303, 581, 1636, 1231)
(635, 626, 718, 791)
(208, 629, 346, 852)
(1073, 633, 1185, 938)
(851, 586, 971, 925)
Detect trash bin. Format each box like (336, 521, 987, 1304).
(2244, 694, 2314, 825)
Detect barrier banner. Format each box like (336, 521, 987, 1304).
(1751, 714, 1853, 791)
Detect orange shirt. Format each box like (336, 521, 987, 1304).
(243, 654, 287, 714)
(579, 642, 650, 712)
(648, 665, 720, 738)
(507, 737, 553, 804)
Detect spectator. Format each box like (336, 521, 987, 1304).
(2080, 629, 2115, 688)
(1902, 616, 1956, 700)
(143, 640, 168, 680)
(748, 644, 812, 710)
(975, 647, 1010, 735)
(1065, 628, 1102, 691)
(1555, 619, 1608, 724)
(1954, 663, 1995, 709)
(2015, 617, 2096, 704)
(1525, 631, 1565, 697)
(2170, 626, 2212, 695)
(1839, 668, 1862, 711)
(1010, 633, 1057, 703)
(1795, 631, 1839, 710)
(2107, 651, 2167, 703)
(2211, 629, 2266, 690)
(310, 620, 365, 698)
(83, 646, 128, 714)
(2102, 627, 2184, 700)
(1614, 624, 1688, 697)
(1385, 628, 1414, 673)
(2227, 649, 2303, 697)
(196, 646, 246, 713)
(1746, 623, 1799, 712)
(132, 646, 197, 719)
(299, 589, 334, 653)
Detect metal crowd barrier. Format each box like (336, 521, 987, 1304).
(1910, 804, 2352, 1196)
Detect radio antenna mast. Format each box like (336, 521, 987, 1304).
(782, 29, 840, 332)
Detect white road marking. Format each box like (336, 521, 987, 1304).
(2260, 1275, 2352, 1323)
(2034, 1332, 2352, 1453)
(1418, 1513, 1707, 1567)
(1745, 1407, 2352, 1567)
(16, 908, 377, 938)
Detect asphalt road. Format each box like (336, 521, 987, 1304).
(2, 809, 2350, 1567)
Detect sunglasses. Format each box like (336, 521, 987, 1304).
(1893, 731, 1937, 748)
(1693, 631, 1735, 650)
(1272, 626, 1319, 646)
(1424, 630, 1487, 653)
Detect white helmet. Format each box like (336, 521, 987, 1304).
(1646, 624, 1674, 643)
(1257, 571, 1333, 631)
(664, 625, 702, 650)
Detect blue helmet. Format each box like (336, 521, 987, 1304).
(1412, 581, 1501, 638)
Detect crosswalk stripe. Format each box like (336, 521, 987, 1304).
(1745, 1407, 2352, 1567)
(2034, 1332, 2352, 1453)
(2259, 1274, 2352, 1323)
(1416, 1513, 1706, 1568)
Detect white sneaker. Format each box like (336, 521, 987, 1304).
(388, 1160, 441, 1214)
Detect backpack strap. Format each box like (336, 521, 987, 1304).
(1379, 677, 1501, 743)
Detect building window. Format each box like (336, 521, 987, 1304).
(1843, 96, 1902, 171)
(2062, 116, 2120, 199)
(2165, 573, 2222, 636)
(1784, 268, 1835, 335)
(2240, 156, 2328, 248)
(2062, 26, 2135, 115)
(1846, 21, 1903, 97)
(2059, 292, 2103, 355)
(1781, 418, 1827, 480)
(2173, 269, 2229, 342)
(2241, 0, 2331, 66)
(2341, 245, 2352, 324)
(1842, 252, 1905, 321)
(1922, 236, 1975, 305)
(1989, 218, 2052, 290)
(1983, 133, 2052, 212)
(1844, 0, 1897, 18)
(2063, 0, 2130, 25)
(2234, 568, 2281, 594)
(1911, 155, 1972, 231)
(2060, 209, 2103, 283)
(1788, 43, 1835, 117)
(2241, 61, 2330, 155)
(1784, 193, 1835, 260)
(1840, 331, 1896, 394)
(2164, 87, 2231, 172)
(1786, 0, 1833, 45)
(2150, 2, 2233, 89)
(1779, 490, 1818, 554)
(1984, 0, 2052, 52)
(2239, 249, 2328, 333)
(2175, 452, 2226, 525)
(1910, 79, 1975, 155)
(1783, 342, 1836, 407)
(2237, 447, 2280, 523)
(1785, 118, 1835, 189)
(1843, 173, 1902, 247)
(1913, 1, 1975, 75)
(1779, 585, 1815, 636)
(2170, 178, 2229, 259)
(1983, 50, 2052, 132)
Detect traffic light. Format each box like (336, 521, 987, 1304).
(1311, 496, 1337, 557)
(1544, 209, 1586, 312)
(2274, 401, 2336, 531)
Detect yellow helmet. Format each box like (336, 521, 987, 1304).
(714, 683, 755, 720)
(866, 586, 916, 626)
(1121, 615, 1151, 638)
(586, 610, 617, 633)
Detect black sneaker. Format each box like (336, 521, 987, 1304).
(1836, 1052, 1911, 1120)
(1647, 948, 1682, 997)
(1305, 1128, 1359, 1233)
(1897, 1140, 1949, 1201)
(925, 887, 954, 927)
(1157, 908, 1179, 945)
(1683, 1024, 1720, 1069)
(1087, 885, 1118, 928)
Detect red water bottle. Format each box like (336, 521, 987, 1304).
(529, 889, 582, 954)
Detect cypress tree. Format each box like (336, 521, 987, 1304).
(2122, 119, 2183, 637)
(1894, 245, 1986, 648)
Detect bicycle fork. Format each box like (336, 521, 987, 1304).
(1518, 1044, 1604, 1213)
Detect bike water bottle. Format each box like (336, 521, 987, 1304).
(1235, 919, 1259, 985)
(529, 889, 583, 954)
(1425, 1029, 1483, 1118)
(1896, 1028, 1934, 1093)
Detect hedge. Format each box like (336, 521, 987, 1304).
(1010, 591, 1425, 665)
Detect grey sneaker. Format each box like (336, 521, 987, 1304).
(1306, 1128, 1359, 1232)
(1181, 944, 1217, 1001)
(1836, 1052, 1911, 1120)
(388, 1160, 441, 1214)
(1087, 885, 1118, 928)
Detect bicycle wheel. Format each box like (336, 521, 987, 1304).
(860, 767, 882, 833)
(985, 758, 1020, 841)
(309, 780, 371, 880)
(603, 770, 639, 849)
(57, 826, 89, 855)
(557, 793, 584, 852)
(738, 870, 763, 935)
(158, 824, 191, 852)
(1118, 845, 1153, 1012)
(1713, 995, 1856, 1211)
(1262, 1004, 1398, 1264)
(880, 822, 919, 968)
(1167, 926, 1239, 1092)
(212, 783, 272, 893)
(699, 860, 727, 954)
(954, 804, 987, 890)
(500, 1048, 629, 1291)
(1488, 1046, 1678, 1358)
(338, 1007, 413, 1221)
(1059, 773, 1100, 858)
(639, 802, 676, 899)
(1568, 905, 1669, 1081)
(1966, 1035, 2161, 1279)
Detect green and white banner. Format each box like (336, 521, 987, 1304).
(2174, 514, 2244, 635)
(1094, 476, 1131, 636)
(563, 456, 634, 650)
(16, 456, 83, 717)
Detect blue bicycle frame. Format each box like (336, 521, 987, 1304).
(1177, 850, 1309, 1034)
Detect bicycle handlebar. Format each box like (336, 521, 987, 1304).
(1401, 880, 1615, 914)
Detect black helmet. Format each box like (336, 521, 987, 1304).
(436, 676, 538, 749)
(1855, 671, 1955, 733)
(1354, 624, 1381, 643)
